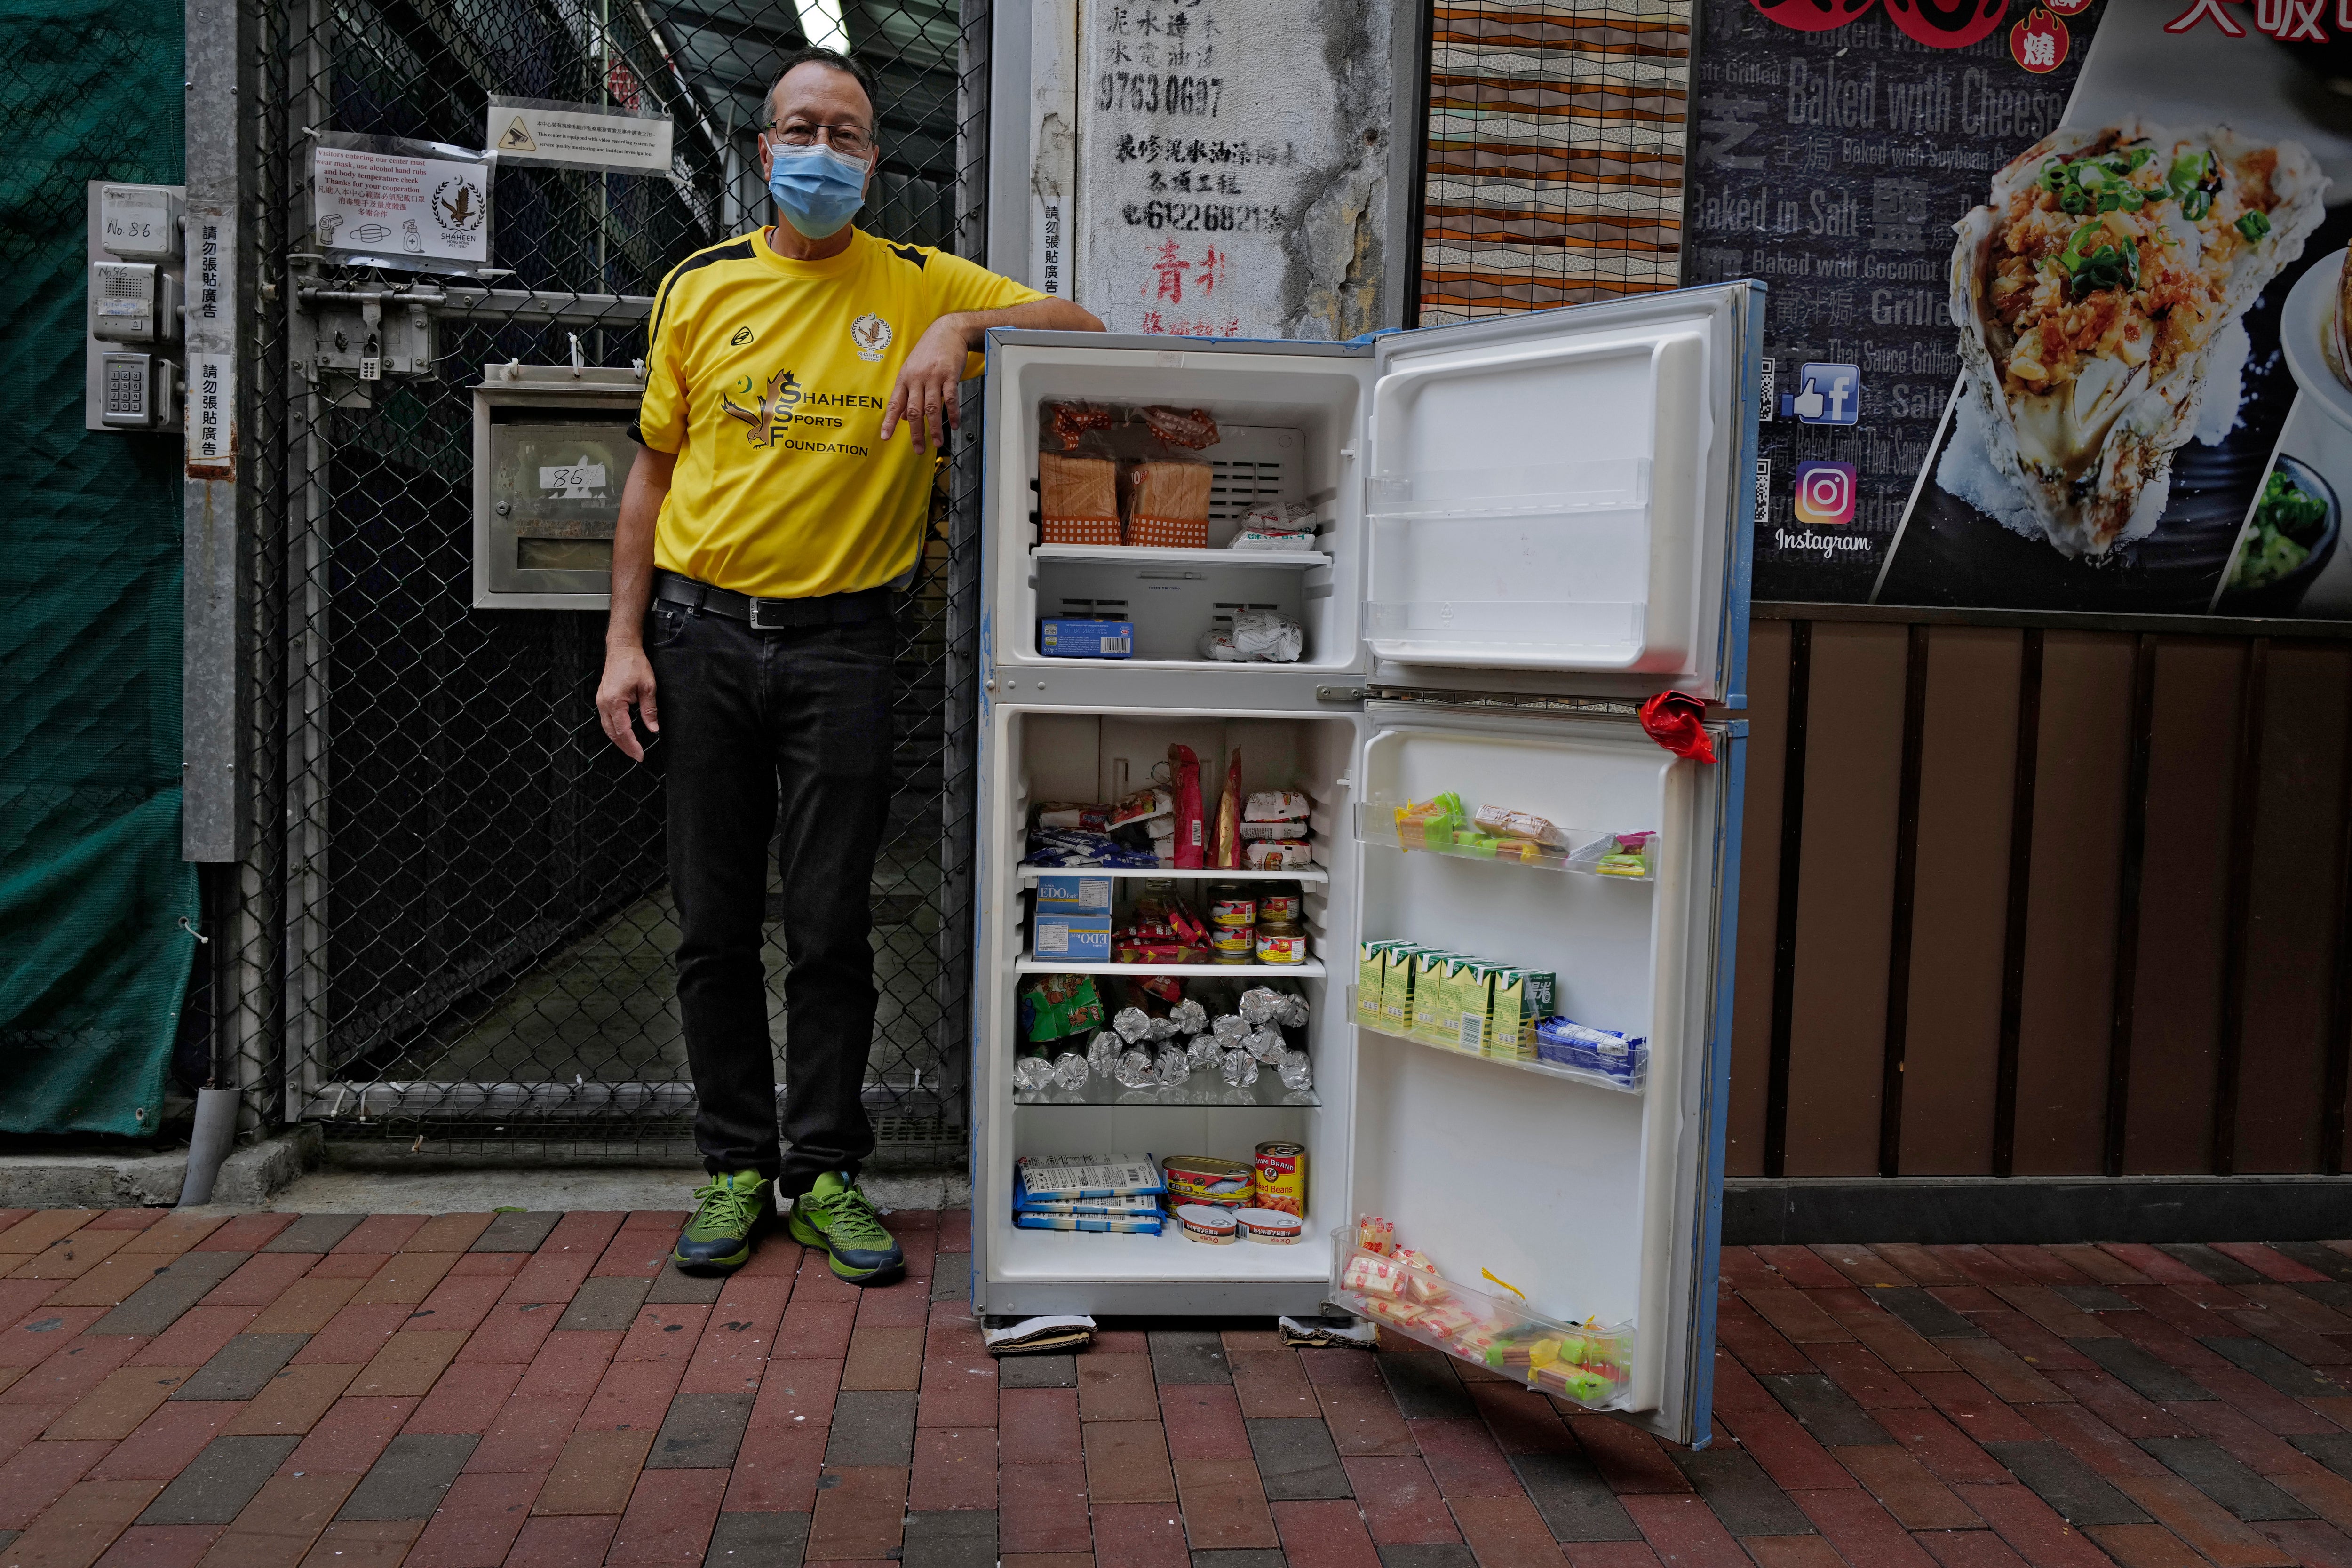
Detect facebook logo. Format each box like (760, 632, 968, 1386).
(1781, 363, 1862, 426)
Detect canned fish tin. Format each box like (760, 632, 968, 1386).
(1173, 1203, 1239, 1244)
(1257, 885, 1303, 923)
(1209, 885, 1257, 928)
(1209, 924, 1255, 956)
(1255, 923, 1306, 965)
(1234, 1207, 1303, 1244)
(1254, 1140, 1307, 1216)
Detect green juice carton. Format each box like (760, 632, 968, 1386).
(1356, 940, 1395, 1031)
(1380, 943, 1427, 1034)
(1448, 959, 1503, 1056)
(1412, 952, 1472, 1048)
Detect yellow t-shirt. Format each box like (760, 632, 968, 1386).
(634, 226, 1044, 599)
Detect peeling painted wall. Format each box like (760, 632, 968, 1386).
(1069, 0, 1397, 339)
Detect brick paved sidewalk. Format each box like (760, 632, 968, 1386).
(5, 1211, 2352, 1568)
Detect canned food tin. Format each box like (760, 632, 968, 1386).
(1235, 1207, 1303, 1244)
(1255, 925, 1306, 964)
(1208, 885, 1258, 928)
(1209, 925, 1255, 955)
(1173, 1203, 1239, 1244)
(1257, 888, 1303, 923)
(1254, 1140, 1307, 1216)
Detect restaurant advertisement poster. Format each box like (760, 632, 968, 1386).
(1685, 0, 2352, 621)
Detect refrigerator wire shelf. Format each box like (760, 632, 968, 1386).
(1353, 802, 1658, 883)
(1354, 1021, 1645, 1095)
(1327, 1231, 1635, 1412)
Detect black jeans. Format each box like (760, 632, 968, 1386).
(645, 587, 896, 1198)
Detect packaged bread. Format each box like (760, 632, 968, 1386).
(1047, 401, 1118, 451)
(1244, 840, 1313, 870)
(1137, 405, 1220, 449)
(1121, 460, 1213, 548)
(1040, 453, 1120, 545)
(1472, 804, 1565, 848)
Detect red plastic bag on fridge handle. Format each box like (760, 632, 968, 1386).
(1638, 691, 1716, 763)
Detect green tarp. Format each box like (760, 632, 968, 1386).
(0, 0, 199, 1133)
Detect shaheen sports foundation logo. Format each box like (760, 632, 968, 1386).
(721, 367, 886, 453)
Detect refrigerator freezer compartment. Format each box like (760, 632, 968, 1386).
(1329, 1232, 1636, 1411)
(993, 347, 1372, 679)
(1353, 800, 1659, 882)
(1354, 1020, 1644, 1096)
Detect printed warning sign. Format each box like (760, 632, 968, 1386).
(486, 96, 673, 175)
(312, 140, 491, 270)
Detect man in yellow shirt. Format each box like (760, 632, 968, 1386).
(595, 47, 1101, 1283)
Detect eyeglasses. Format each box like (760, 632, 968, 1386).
(763, 120, 873, 157)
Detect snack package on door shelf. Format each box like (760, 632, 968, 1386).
(1332, 1215, 1635, 1410)
(1386, 793, 1658, 879)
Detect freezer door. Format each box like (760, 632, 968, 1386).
(1363, 283, 1762, 703)
(1346, 703, 1743, 1446)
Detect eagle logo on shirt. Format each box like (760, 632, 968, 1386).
(720, 368, 802, 446)
(850, 313, 893, 361)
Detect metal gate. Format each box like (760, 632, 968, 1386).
(217, 0, 991, 1159)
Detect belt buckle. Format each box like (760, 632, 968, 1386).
(747, 597, 789, 631)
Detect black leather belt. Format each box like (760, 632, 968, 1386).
(653, 569, 891, 629)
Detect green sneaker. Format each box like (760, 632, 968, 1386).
(787, 1171, 905, 1284)
(671, 1171, 772, 1274)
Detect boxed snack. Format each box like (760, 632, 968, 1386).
(1040, 453, 1120, 545)
(1535, 1017, 1648, 1085)
(1034, 909, 1111, 962)
(1471, 804, 1566, 849)
(1035, 874, 1113, 915)
(1015, 1153, 1166, 1199)
(1040, 618, 1134, 658)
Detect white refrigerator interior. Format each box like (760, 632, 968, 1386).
(968, 284, 1763, 1448)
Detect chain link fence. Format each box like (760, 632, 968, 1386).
(221, 0, 990, 1160)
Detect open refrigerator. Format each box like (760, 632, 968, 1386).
(967, 282, 1764, 1446)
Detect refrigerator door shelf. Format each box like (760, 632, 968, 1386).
(1013, 955, 1328, 979)
(1354, 1021, 1646, 1097)
(1353, 797, 1660, 882)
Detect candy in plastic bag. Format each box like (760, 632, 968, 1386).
(1220, 1048, 1260, 1087)
(1239, 987, 1283, 1027)
(1168, 998, 1208, 1034)
(1246, 1026, 1287, 1064)
(1155, 1047, 1191, 1086)
(1211, 1013, 1248, 1048)
(1015, 1055, 1056, 1090)
(1113, 1006, 1155, 1043)
(1186, 1034, 1222, 1069)
(1115, 1050, 1158, 1089)
(1087, 1030, 1120, 1078)
(1279, 1050, 1314, 1091)
(1052, 1051, 1090, 1090)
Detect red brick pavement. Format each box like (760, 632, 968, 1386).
(3, 1213, 2352, 1568)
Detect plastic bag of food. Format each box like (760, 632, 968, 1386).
(1244, 840, 1314, 870)
(1109, 786, 1173, 831)
(1472, 803, 1566, 848)
(1046, 401, 1118, 451)
(1200, 610, 1303, 663)
(1246, 791, 1311, 822)
(1393, 793, 1464, 852)
(1035, 801, 1109, 831)
(1040, 453, 1120, 546)
(1214, 749, 1242, 869)
(1239, 820, 1308, 840)
(1122, 459, 1213, 548)
(1136, 405, 1220, 448)
(1169, 745, 1205, 869)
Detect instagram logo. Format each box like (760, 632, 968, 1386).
(1793, 461, 1857, 526)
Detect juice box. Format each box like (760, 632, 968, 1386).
(1381, 943, 1428, 1033)
(1412, 952, 1472, 1048)
(1489, 967, 1534, 1060)
(1448, 959, 1502, 1056)
(1356, 940, 1395, 1031)
(1518, 970, 1557, 1056)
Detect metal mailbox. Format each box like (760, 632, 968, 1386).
(472, 362, 643, 608)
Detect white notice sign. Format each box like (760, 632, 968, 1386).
(487, 97, 674, 175)
(539, 460, 609, 499)
(189, 354, 234, 478)
(312, 145, 490, 267)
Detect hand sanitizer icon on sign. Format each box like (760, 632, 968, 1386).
(1782, 363, 1861, 426)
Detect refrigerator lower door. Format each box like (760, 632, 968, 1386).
(1361, 282, 1762, 706)
(1344, 701, 1742, 1446)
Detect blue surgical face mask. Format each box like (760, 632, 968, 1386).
(767, 143, 870, 239)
